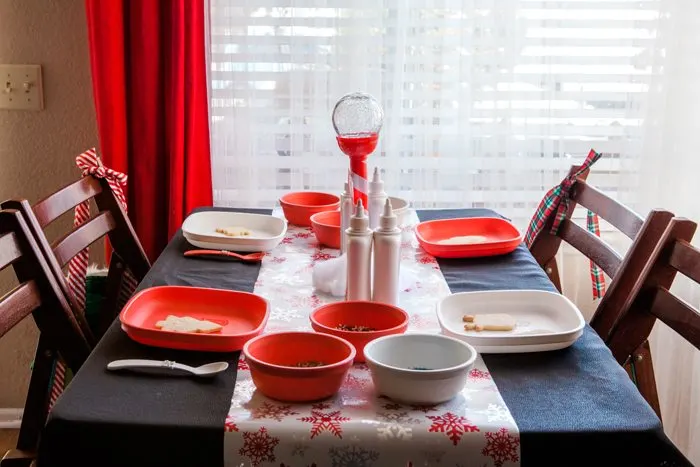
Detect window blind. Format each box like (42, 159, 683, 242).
(208, 0, 659, 228)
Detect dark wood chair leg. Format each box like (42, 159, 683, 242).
(631, 340, 662, 421)
(3, 336, 53, 467)
(16, 335, 53, 452)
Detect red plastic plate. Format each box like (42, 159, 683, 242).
(415, 217, 522, 258)
(119, 286, 269, 352)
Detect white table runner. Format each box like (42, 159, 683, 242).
(224, 210, 520, 467)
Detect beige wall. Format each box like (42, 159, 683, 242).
(0, 0, 98, 407)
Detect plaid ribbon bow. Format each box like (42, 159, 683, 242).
(49, 148, 138, 408)
(524, 149, 606, 300)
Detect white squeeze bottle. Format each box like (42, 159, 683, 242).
(372, 198, 401, 305)
(368, 167, 388, 230)
(346, 199, 372, 301)
(339, 170, 354, 254)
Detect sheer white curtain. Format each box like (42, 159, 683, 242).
(207, 0, 700, 462)
(625, 0, 700, 460)
(207, 0, 647, 230)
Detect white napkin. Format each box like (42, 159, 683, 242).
(312, 253, 348, 297)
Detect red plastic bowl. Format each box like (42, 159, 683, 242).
(310, 210, 341, 249)
(279, 192, 340, 227)
(119, 286, 269, 352)
(310, 301, 409, 362)
(243, 331, 355, 402)
(415, 217, 522, 258)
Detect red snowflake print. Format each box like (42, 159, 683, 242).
(282, 237, 294, 244)
(310, 251, 334, 262)
(237, 358, 249, 371)
(411, 404, 438, 413)
(426, 412, 480, 446)
(238, 427, 279, 467)
(298, 410, 350, 439)
(469, 368, 491, 380)
(307, 240, 321, 249)
(312, 401, 332, 410)
(294, 232, 313, 239)
(308, 294, 322, 307)
(251, 402, 299, 421)
(401, 240, 412, 249)
(354, 363, 370, 372)
(418, 255, 437, 265)
(269, 256, 287, 264)
(224, 415, 239, 432)
(482, 428, 520, 467)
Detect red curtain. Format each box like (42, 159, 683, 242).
(85, 0, 213, 261)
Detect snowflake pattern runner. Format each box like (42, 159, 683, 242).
(223, 209, 520, 466)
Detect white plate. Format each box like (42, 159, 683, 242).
(467, 335, 581, 354)
(436, 289, 585, 353)
(182, 211, 286, 252)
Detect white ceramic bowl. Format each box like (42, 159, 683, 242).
(388, 196, 410, 225)
(363, 333, 477, 405)
(182, 211, 287, 252)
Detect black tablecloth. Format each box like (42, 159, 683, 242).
(38, 208, 690, 467)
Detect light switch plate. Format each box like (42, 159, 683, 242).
(0, 64, 44, 110)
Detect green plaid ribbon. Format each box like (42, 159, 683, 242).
(524, 149, 606, 299)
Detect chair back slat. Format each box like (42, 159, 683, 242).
(32, 177, 102, 227)
(669, 240, 700, 284)
(0, 210, 93, 368)
(590, 209, 675, 341)
(607, 217, 698, 364)
(52, 211, 116, 268)
(2, 175, 151, 341)
(0, 281, 41, 338)
(649, 287, 700, 351)
(0, 232, 22, 270)
(571, 182, 644, 240)
(0, 209, 93, 463)
(558, 219, 622, 278)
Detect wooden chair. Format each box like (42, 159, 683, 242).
(528, 164, 676, 418)
(0, 209, 93, 467)
(605, 216, 699, 421)
(1, 176, 151, 339)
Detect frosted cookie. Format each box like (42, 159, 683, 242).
(437, 235, 489, 245)
(155, 315, 223, 334)
(216, 226, 252, 237)
(463, 313, 515, 332)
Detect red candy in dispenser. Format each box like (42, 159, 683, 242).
(332, 92, 384, 207)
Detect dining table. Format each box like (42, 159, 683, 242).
(37, 207, 690, 467)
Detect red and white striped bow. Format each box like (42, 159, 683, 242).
(68, 148, 129, 311)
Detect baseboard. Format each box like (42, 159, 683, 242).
(0, 409, 22, 429)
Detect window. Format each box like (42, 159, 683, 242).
(208, 0, 658, 228)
